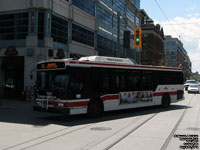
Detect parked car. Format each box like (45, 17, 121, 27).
(184, 80, 196, 90)
(188, 84, 200, 94)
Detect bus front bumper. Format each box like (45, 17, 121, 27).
(33, 105, 70, 115)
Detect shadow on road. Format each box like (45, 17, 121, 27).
(0, 99, 191, 127)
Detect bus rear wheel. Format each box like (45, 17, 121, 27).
(161, 94, 170, 108)
(87, 100, 103, 117)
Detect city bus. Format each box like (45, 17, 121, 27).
(33, 56, 184, 116)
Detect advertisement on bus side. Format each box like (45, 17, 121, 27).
(119, 91, 153, 104)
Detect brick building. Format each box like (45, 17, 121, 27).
(140, 10, 165, 66)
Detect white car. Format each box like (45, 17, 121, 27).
(184, 80, 196, 90)
(188, 84, 200, 94)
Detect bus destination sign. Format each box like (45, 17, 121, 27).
(37, 62, 65, 69)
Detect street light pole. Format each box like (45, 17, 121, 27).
(117, 11, 121, 58)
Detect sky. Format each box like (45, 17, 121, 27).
(141, 0, 200, 73)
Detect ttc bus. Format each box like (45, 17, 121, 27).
(33, 56, 184, 116)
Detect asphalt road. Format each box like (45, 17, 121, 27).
(0, 92, 199, 150)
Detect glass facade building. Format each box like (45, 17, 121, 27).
(0, 0, 141, 59)
(164, 35, 192, 79)
(0, 0, 141, 95)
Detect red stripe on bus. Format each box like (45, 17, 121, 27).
(168, 91, 177, 95)
(153, 91, 177, 97)
(153, 92, 163, 96)
(66, 101, 89, 107)
(101, 95, 120, 101)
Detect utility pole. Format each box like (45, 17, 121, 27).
(124, 0, 128, 57)
(117, 11, 121, 58)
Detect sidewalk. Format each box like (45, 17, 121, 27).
(0, 98, 34, 111)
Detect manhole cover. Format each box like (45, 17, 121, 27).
(187, 127, 200, 131)
(90, 127, 112, 131)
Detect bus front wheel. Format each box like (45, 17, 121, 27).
(87, 100, 103, 117)
(161, 94, 170, 108)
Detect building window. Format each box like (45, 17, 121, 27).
(96, 6, 112, 28)
(97, 35, 113, 51)
(72, 0, 95, 16)
(135, 16, 140, 26)
(113, 0, 125, 13)
(171, 41, 177, 50)
(99, 0, 113, 6)
(51, 15, 68, 44)
(127, 8, 135, 23)
(0, 12, 28, 40)
(38, 12, 44, 39)
(165, 41, 170, 51)
(130, 0, 140, 9)
(72, 24, 94, 47)
(113, 15, 117, 29)
(112, 15, 125, 35)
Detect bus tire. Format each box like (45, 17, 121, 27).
(161, 94, 170, 108)
(87, 100, 103, 117)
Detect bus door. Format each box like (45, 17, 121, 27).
(68, 68, 91, 100)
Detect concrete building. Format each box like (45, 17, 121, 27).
(164, 35, 192, 80)
(140, 10, 165, 66)
(0, 0, 142, 98)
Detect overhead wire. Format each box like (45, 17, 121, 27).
(154, 0, 180, 38)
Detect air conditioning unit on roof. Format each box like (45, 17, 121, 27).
(79, 56, 134, 65)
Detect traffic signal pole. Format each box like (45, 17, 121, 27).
(117, 11, 121, 57)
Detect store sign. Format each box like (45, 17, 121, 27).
(5, 46, 18, 56)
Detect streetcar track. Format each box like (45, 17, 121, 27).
(86, 106, 171, 150)
(2, 95, 192, 150)
(78, 114, 156, 150)
(103, 113, 158, 150)
(2, 123, 94, 150)
(6, 109, 159, 150)
(160, 94, 196, 150)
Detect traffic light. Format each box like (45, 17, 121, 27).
(134, 28, 142, 48)
(123, 30, 130, 49)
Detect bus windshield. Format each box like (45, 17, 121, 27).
(37, 70, 69, 98)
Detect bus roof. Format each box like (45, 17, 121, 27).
(79, 56, 135, 65)
(37, 56, 183, 72)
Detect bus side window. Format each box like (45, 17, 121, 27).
(70, 77, 83, 91)
(68, 68, 90, 99)
(91, 68, 109, 92)
(111, 69, 127, 92)
(101, 73, 110, 91)
(127, 71, 141, 91)
(142, 71, 152, 90)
